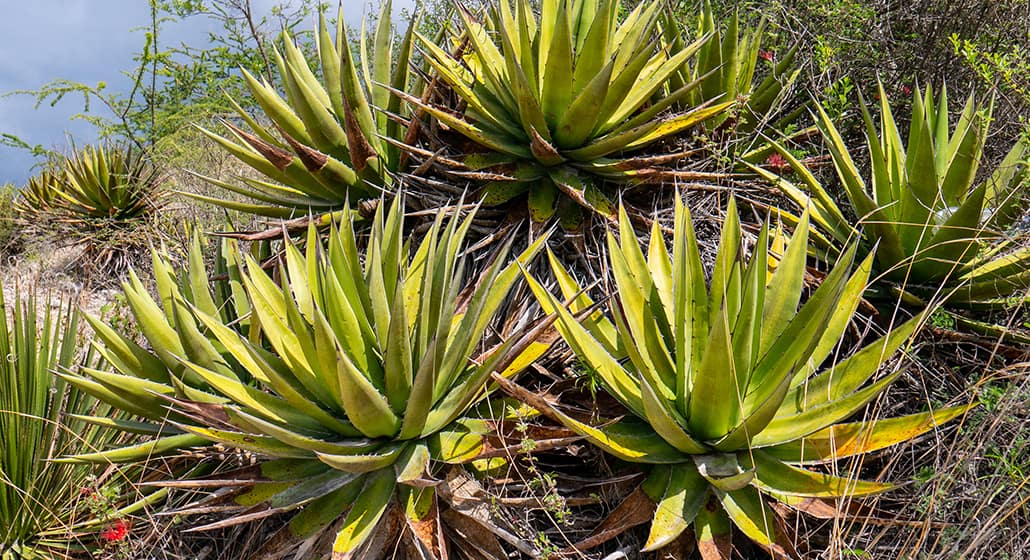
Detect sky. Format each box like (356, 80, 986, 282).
(0, 0, 412, 185)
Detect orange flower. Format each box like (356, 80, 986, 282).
(100, 519, 130, 543)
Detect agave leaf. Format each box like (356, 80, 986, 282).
(63, 433, 209, 464)
(671, 196, 709, 409)
(743, 450, 893, 497)
(539, 4, 575, 129)
(555, 59, 615, 148)
(759, 209, 809, 354)
(318, 443, 407, 474)
(904, 88, 941, 208)
(694, 497, 732, 559)
(716, 485, 784, 552)
(429, 418, 488, 463)
(642, 461, 708, 551)
(289, 478, 366, 538)
(268, 468, 364, 509)
(332, 469, 397, 557)
(184, 426, 316, 459)
(335, 350, 401, 438)
(688, 299, 740, 441)
(763, 404, 975, 464)
(552, 410, 687, 464)
(752, 371, 902, 447)
(394, 443, 432, 485)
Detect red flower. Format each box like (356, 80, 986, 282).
(758, 50, 774, 62)
(100, 519, 130, 543)
(902, 85, 912, 96)
(765, 153, 789, 172)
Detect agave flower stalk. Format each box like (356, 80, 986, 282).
(752, 83, 1030, 308)
(517, 198, 972, 555)
(64, 197, 551, 558)
(191, 1, 416, 219)
(403, 0, 734, 228)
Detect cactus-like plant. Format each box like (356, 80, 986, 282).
(63, 198, 551, 557)
(191, 2, 416, 219)
(405, 0, 734, 229)
(17, 145, 163, 226)
(753, 83, 1030, 308)
(14, 144, 164, 272)
(518, 198, 972, 555)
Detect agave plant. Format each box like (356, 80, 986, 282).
(17, 145, 162, 226)
(665, 1, 802, 147)
(403, 0, 734, 228)
(516, 199, 972, 555)
(191, 1, 416, 219)
(14, 170, 61, 218)
(64, 197, 550, 557)
(57, 233, 267, 467)
(752, 83, 1030, 307)
(0, 285, 164, 559)
(14, 144, 164, 273)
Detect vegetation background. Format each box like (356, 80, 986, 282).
(0, 0, 1027, 559)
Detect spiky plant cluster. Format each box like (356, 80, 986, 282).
(516, 199, 972, 554)
(0, 284, 165, 559)
(15, 144, 165, 273)
(64, 199, 555, 557)
(754, 83, 1030, 308)
(26, 1, 1028, 559)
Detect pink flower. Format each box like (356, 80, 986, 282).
(902, 85, 912, 96)
(765, 153, 789, 172)
(758, 50, 774, 62)
(101, 519, 130, 543)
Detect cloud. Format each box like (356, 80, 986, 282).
(0, 0, 415, 184)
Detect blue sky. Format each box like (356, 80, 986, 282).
(0, 1, 412, 184)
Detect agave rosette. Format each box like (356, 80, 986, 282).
(403, 0, 734, 228)
(752, 83, 1030, 307)
(17, 145, 162, 227)
(65, 198, 550, 557)
(519, 198, 972, 555)
(191, 1, 416, 218)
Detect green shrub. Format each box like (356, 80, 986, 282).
(0, 183, 19, 253)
